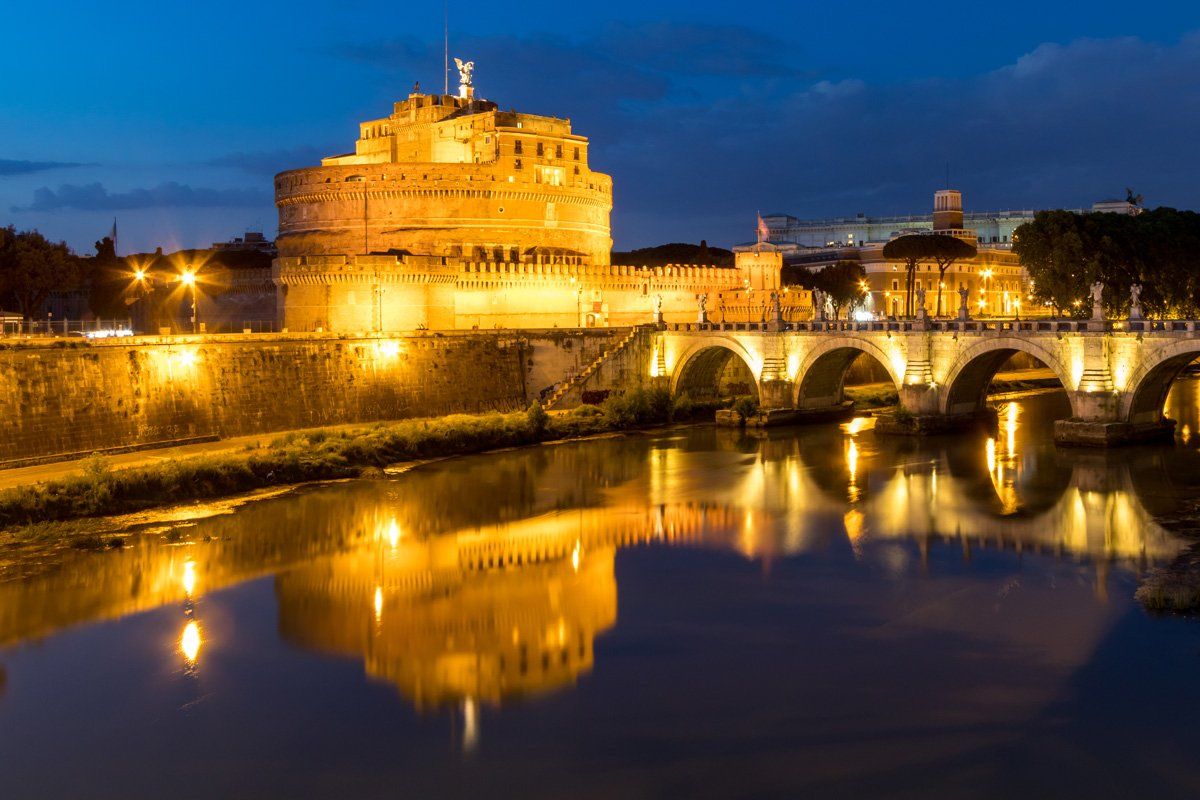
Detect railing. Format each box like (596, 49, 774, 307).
(0, 318, 135, 338)
(665, 317, 1200, 335)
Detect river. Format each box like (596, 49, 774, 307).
(3, 388, 1200, 798)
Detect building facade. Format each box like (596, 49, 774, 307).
(745, 190, 1033, 319)
(762, 196, 1138, 249)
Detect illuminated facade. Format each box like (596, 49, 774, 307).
(273, 75, 784, 332)
(743, 190, 1035, 319)
(761, 195, 1140, 248)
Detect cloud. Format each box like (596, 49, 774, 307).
(205, 145, 331, 175)
(0, 159, 87, 176)
(600, 31, 1200, 245)
(12, 181, 271, 212)
(325, 26, 1200, 248)
(329, 22, 813, 114)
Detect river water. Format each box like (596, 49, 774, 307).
(4, 389, 1200, 798)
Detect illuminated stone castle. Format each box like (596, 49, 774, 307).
(273, 67, 781, 331)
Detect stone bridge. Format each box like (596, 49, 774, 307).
(651, 317, 1200, 445)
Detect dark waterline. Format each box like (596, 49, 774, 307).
(4, 388, 1200, 798)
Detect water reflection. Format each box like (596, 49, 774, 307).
(1, 393, 1199, 718)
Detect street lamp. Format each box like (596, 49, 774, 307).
(179, 269, 197, 334)
(980, 269, 993, 316)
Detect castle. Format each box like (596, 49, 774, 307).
(272, 66, 785, 332)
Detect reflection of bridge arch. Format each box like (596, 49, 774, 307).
(941, 337, 1071, 416)
(670, 337, 760, 401)
(794, 339, 902, 410)
(1121, 340, 1200, 425)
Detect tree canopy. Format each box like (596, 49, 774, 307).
(1013, 208, 1200, 317)
(0, 227, 82, 318)
(612, 241, 735, 267)
(782, 259, 866, 320)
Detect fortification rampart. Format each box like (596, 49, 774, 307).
(0, 329, 640, 464)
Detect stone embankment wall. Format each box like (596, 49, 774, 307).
(0, 329, 640, 464)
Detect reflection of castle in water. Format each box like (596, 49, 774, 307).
(276, 540, 618, 709)
(0, 417, 1194, 723)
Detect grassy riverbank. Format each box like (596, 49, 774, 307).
(1136, 544, 1200, 614)
(0, 388, 710, 530)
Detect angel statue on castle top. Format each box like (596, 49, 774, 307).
(454, 57, 474, 87)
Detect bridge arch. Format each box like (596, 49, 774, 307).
(1120, 341, 1200, 426)
(670, 337, 760, 402)
(794, 338, 902, 409)
(941, 337, 1073, 417)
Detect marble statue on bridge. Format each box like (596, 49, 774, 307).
(1130, 284, 1143, 321)
(1091, 282, 1105, 320)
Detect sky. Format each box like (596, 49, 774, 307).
(2, 1, 1198, 254)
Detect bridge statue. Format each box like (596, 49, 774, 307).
(915, 285, 928, 321)
(653, 294, 663, 326)
(957, 284, 970, 321)
(1091, 282, 1105, 320)
(697, 292, 708, 324)
(769, 291, 783, 326)
(1130, 283, 1143, 321)
(812, 289, 826, 322)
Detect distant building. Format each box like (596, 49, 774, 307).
(212, 231, 276, 256)
(124, 247, 278, 333)
(760, 196, 1140, 249)
(741, 190, 1035, 318)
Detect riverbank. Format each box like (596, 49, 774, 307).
(1136, 545, 1200, 614)
(0, 368, 1066, 531)
(0, 388, 702, 531)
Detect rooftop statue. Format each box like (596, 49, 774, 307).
(454, 57, 474, 88)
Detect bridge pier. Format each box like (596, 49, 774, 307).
(1054, 390, 1175, 446)
(875, 382, 997, 436)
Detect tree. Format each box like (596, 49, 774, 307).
(928, 235, 977, 316)
(1012, 209, 1200, 318)
(0, 227, 82, 319)
(881, 234, 976, 318)
(85, 236, 133, 317)
(814, 260, 867, 320)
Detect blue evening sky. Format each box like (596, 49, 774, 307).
(2, 1, 1198, 254)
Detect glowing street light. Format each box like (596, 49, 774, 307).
(179, 269, 198, 333)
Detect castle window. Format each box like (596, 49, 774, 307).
(574, 147, 580, 161)
(555, 144, 563, 159)
(514, 139, 523, 155)
(514, 158, 522, 170)
(536, 142, 544, 157)
(574, 166, 580, 176)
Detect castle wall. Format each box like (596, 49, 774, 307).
(274, 257, 772, 332)
(0, 330, 643, 464)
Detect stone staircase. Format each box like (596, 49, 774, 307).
(542, 327, 644, 411)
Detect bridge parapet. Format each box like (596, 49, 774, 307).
(655, 318, 1200, 447)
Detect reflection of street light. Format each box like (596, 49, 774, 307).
(179, 269, 197, 333)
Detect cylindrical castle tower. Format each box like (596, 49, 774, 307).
(273, 92, 612, 265)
